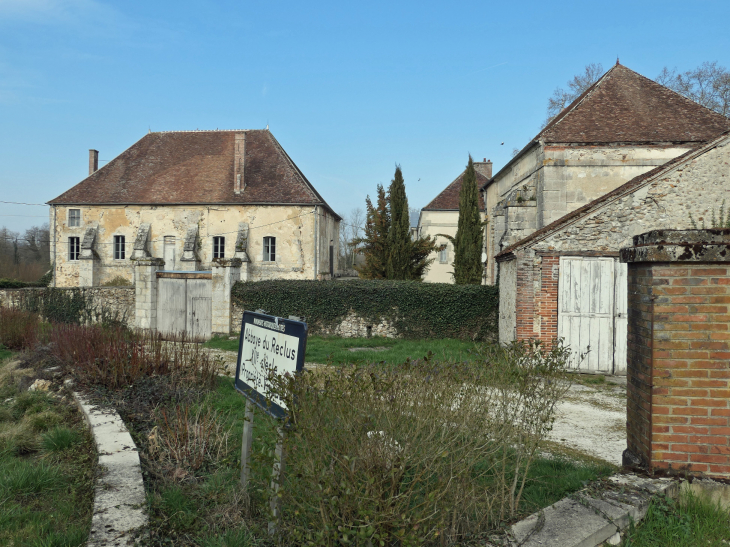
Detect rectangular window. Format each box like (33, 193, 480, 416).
(264, 237, 276, 261)
(439, 245, 448, 264)
(114, 235, 126, 260)
(213, 236, 225, 259)
(68, 237, 80, 261)
(69, 209, 81, 227)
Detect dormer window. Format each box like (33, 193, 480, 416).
(69, 209, 81, 227)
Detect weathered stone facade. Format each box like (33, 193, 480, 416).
(498, 132, 730, 348)
(621, 229, 730, 479)
(50, 204, 339, 287)
(0, 286, 135, 327)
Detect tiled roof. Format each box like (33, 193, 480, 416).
(482, 64, 730, 191)
(539, 64, 730, 144)
(423, 169, 487, 211)
(495, 130, 730, 258)
(48, 129, 341, 220)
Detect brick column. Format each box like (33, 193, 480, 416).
(621, 229, 730, 479)
(212, 258, 242, 335)
(134, 258, 164, 330)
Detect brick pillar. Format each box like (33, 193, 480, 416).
(212, 258, 242, 335)
(536, 254, 560, 347)
(134, 258, 164, 330)
(621, 229, 730, 479)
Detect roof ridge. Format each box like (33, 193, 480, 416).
(537, 64, 618, 140)
(152, 129, 264, 133)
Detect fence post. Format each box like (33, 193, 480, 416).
(240, 398, 255, 488)
(268, 427, 286, 536)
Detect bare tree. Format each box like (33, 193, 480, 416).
(657, 62, 730, 117)
(0, 223, 51, 281)
(339, 208, 365, 270)
(543, 63, 604, 127)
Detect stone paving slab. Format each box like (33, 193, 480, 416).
(73, 392, 147, 547)
(510, 475, 678, 547)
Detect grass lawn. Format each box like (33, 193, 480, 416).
(206, 334, 484, 366)
(620, 492, 730, 546)
(0, 348, 96, 547)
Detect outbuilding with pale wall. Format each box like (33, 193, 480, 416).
(496, 130, 730, 375)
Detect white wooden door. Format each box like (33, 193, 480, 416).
(613, 262, 628, 375)
(157, 277, 186, 336)
(558, 257, 615, 373)
(187, 279, 212, 340)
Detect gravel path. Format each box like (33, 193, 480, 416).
(548, 380, 627, 466)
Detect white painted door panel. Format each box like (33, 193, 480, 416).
(186, 279, 212, 340)
(157, 278, 186, 336)
(558, 257, 615, 373)
(613, 262, 628, 375)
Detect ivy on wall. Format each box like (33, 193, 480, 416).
(231, 280, 499, 340)
(0, 279, 48, 289)
(1, 287, 130, 326)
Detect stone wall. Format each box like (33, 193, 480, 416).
(484, 143, 692, 285)
(0, 286, 135, 327)
(621, 229, 730, 479)
(231, 304, 399, 338)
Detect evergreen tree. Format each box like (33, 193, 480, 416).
(451, 156, 484, 284)
(355, 185, 390, 279)
(386, 166, 412, 280)
(356, 169, 438, 281)
(437, 154, 484, 285)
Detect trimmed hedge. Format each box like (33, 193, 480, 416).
(0, 278, 47, 289)
(231, 279, 499, 340)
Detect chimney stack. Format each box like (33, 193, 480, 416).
(89, 149, 99, 175)
(474, 158, 493, 180)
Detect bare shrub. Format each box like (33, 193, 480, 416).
(50, 324, 218, 390)
(266, 339, 572, 545)
(152, 403, 232, 475)
(0, 308, 40, 350)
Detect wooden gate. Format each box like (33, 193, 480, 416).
(557, 257, 627, 374)
(156, 272, 212, 339)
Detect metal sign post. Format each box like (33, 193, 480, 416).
(234, 310, 307, 536)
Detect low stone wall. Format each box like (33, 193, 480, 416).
(0, 287, 135, 327)
(231, 304, 398, 338)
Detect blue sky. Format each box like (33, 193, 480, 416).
(2, 0, 730, 233)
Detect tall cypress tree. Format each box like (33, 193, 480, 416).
(452, 155, 484, 284)
(386, 165, 412, 280)
(355, 185, 390, 279)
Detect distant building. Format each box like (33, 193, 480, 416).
(47, 129, 341, 287)
(417, 160, 491, 283)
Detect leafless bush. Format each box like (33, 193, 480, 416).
(50, 324, 218, 390)
(151, 403, 231, 475)
(0, 308, 40, 350)
(265, 339, 573, 546)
